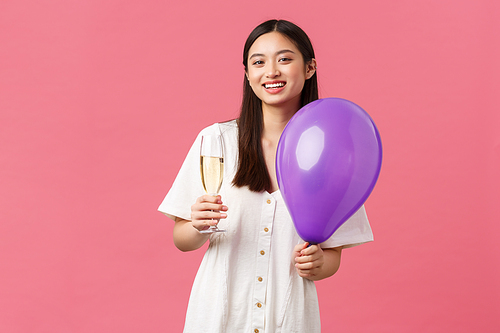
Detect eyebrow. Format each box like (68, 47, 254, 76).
(249, 49, 296, 60)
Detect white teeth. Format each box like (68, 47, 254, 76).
(264, 82, 285, 89)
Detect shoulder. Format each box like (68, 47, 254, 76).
(198, 119, 238, 136)
(218, 119, 238, 136)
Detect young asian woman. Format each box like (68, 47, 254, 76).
(158, 19, 373, 333)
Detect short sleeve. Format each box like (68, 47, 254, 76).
(320, 205, 374, 249)
(158, 124, 219, 221)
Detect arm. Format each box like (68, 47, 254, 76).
(293, 243, 342, 281)
(172, 194, 228, 252)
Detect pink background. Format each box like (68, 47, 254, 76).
(1, 1, 499, 332)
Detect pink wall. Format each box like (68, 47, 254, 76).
(1, 1, 499, 332)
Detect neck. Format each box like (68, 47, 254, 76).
(261, 101, 300, 140)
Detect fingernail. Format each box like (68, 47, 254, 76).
(222, 206, 228, 211)
(220, 213, 227, 218)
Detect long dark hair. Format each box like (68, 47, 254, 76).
(232, 19, 319, 192)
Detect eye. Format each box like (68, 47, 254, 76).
(278, 57, 292, 63)
(252, 60, 264, 66)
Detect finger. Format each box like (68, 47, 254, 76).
(192, 211, 227, 220)
(295, 252, 320, 263)
(199, 194, 223, 203)
(300, 244, 319, 256)
(295, 255, 312, 264)
(295, 261, 315, 270)
(293, 244, 306, 254)
(296, 268, 313, 278)
(192, 214, 224, 229)
(192, 202, 228, 215)
(296, 256, 323, 269)
(298, 268, 312, 275)
(201, 202, 228, 212)
(300, 251, 322, 264)
(193, 220, 215, 231)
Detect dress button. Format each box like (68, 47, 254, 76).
(258, 277, 263, 282)
(254, 329, 259, 333)
(264, 227, 269, 232)
(260, 250, 265, 255)
(266, 199, 271, 204)
(256, 302, 262, 308)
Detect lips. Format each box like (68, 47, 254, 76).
(264, 82, 286, 89)
(263, 81, 286, 92)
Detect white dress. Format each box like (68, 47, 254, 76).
(158, 120, 374, 333)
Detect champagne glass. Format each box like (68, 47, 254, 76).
(199, 134, 226, 233)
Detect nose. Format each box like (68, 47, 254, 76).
(266, 63, 280, 78)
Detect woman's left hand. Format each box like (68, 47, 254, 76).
(293, 243, 324, 278)
(293, 242, 342, 281)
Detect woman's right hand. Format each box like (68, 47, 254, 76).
(190, 195, 228, 232)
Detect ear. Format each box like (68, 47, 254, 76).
(305, 59, 317, 80)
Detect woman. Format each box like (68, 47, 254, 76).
(159, 19, 373, 333)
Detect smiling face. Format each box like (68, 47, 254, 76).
(246, 31, 316, 112)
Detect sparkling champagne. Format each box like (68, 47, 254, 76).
(200, 156, 224, 195)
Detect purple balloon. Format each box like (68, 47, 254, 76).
(276, 98, 382, 244)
